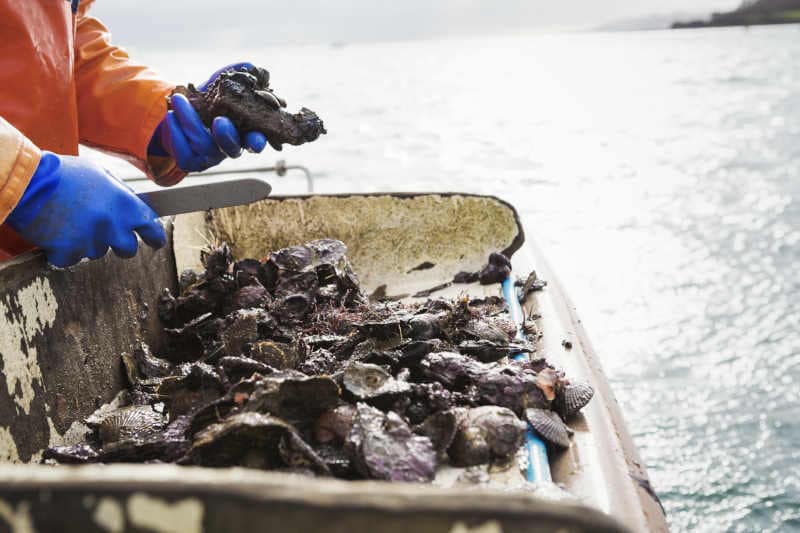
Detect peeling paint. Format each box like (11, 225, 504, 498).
(0, 499, 35, 533)
(126, 493, 203, 533)
(449, 521, 503, 533)
(0, 427, 20, 463)
(94, 498, 124, 533)
(0, 277, 58, 414)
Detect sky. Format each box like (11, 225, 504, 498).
(92, 0, 741, 50)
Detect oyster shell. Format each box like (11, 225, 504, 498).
(242, 371, 341, 424)
(458, 339, 534, 363)
(448, 406, 527, 467)
(414, 409, 459, 455)
(342, 362, 411, 403)
(172, 65, 325, 151)
(346, 403, 436, 482)
(315, 405, 356, 444)
(473, 363, 551, 414)
(186, 412, 327, 473)
(478, 252, 512, 285)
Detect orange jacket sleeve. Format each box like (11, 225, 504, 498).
(74, 0, 186, 185)
(0, 117, 42, 225)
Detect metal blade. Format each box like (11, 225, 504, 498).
(138, 178, 272, 216)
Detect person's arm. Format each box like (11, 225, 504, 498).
(0, 117, 41, 225)
(73, 0, 185, 185)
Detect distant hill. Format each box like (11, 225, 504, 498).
(595, 12, 707, 32)
(673, 0, 800, 28)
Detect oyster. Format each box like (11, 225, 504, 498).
(157, 362, 224, 419)
(342, 362, 411, 403)
(43, 444, 99, 464)
(478, 252, 512, 285)
(46, 243, 595, 484)
(448, 406, 527, 467)
(458, 339, 534, 363)
(346, 403, 436, 482)
(186, 412, 327, 473)
(218, 355, 274, 383)
(457, 361, 549, 414)
(419, 352, 486, 389)
(242, 371, 341, 424)
(172, 65, 325, 152)
(414, 409, 459, 454)
(315, 405, 356, 444)
(247, 340, 301, 370)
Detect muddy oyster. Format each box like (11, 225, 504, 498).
(242, 371, 341, 424)
(186, 412, 328, 473)
(342, 362, 411, 403)
(172, 65, 325, 152)
(46, 242, 595, 485)
(448, 406, 527, 467)
(478, 252, 512, 285)
(346, 403, 436, 482)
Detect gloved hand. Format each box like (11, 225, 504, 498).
(5, 152, 166, 268)
(148, 62, 269, 173)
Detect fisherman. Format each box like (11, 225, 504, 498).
(0, 1, 268, 267)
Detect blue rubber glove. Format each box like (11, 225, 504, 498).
(148, 62, 269, 173)
(5, 152, 166, 268)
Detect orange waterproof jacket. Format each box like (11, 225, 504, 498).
(0, 0, 185, 259)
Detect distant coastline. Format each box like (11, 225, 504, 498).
(673, 0, 800, 29)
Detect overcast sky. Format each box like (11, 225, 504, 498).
(92, 0, 740, 50)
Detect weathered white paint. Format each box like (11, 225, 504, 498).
(449, 521, 503, 533)
(94, 498, 124, 533)
(126, 493, 203, 533)
(0, 277, 58, 414)
(0, 499, 34, 533)
(0, 427, 20, 463)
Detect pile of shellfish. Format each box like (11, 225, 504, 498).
(45, 239, 593, 483)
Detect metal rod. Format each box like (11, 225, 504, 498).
(501, 276, 552, 484)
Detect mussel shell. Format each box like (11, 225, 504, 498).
(97, 406, 166, 445)
(525, 408, 571, 448)
(554, 381, 594, 419)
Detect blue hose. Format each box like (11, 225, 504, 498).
(501, 276, 552, 483)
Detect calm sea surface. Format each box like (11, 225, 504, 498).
(107, 25, 800, 532)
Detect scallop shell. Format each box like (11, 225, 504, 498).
(554, 381, 594, 420)
(524, 408, 571, 448)
(98, 406, 166, 445)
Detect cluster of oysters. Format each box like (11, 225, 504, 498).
(45, 239, 593, 483)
